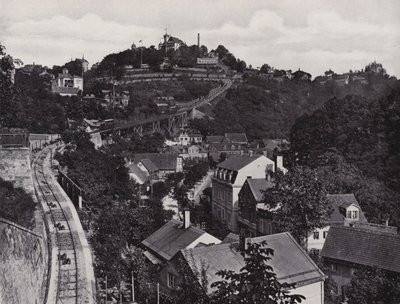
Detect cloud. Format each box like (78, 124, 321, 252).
(1, 1, 399, 77)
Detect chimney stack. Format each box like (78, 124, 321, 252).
(249, 150, 253, 157)
(276, 155, 283, 171)
(183, 209, 190, 229)
(197, 33, 200, 49)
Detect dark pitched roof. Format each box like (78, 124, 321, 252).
(134, 153, 178, 171)
(246, 178, 274, 202)
(250, 233, 325, 285)
(181, 232, 325, 293)
(142, 219, 207, 261)
(222, 233, 239, 244)
(224, 133, 248, 144)
(168, 36, 184, 44)
(327, 194, 367, 224)
(321, 226, 400, 273)
(206, 135, 224, 143)
(181, 243, 245, 292)
(217, 154, 263, 171)
(140, 159, 159, 173)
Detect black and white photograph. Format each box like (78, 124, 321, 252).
(1, 1, 400, 303)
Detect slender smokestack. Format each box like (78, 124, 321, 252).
(183, 209, 190, 229)
(197, 33, 200, 49)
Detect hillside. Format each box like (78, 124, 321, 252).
(192, 69, 399, 141)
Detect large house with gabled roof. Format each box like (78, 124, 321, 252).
(162, 232, 325, 303)
(212, 153, 278, 232)
(321, 224, 400, 297)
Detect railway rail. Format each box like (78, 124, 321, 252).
(33, 146, 79, 304)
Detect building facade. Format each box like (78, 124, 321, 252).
(211, 154, 275, 232)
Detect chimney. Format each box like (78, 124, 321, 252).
(239, 235, 251, 252)
(249, 150, 253, 157)
(240, 150, 244, 156)
(276, 155, 283, 171)
(183, 209, 190, 229)
(197, 33, 200, 49)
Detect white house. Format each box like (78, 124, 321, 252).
(307, 194, 367, 253)
(212, 153, 280, 232)
(52, 68, 83, 96)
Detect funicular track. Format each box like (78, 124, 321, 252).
(33, 146, 79, 304)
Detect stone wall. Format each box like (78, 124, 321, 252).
(0, 147, 34, 196)
(0, 218, 49, 304)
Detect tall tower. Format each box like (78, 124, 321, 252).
(197, 33, 200, 49)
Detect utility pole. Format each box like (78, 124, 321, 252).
(131, 271, 135, 303)
(105, 276, 108, 304)
(157, 283, 160, 304)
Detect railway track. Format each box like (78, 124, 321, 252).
(33, 146, 79, 304)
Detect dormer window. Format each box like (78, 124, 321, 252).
(347, 208, 359, 220)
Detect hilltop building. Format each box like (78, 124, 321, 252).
(52, 68, 83, 96)
(158, 31, 186, 52)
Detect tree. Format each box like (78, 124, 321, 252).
(210, 241, 305, 304)
(346, 267, 400, 304)
(262, 167, 332, 247)
(260, 64, 273, 74)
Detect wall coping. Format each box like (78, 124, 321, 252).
(0, 217, 42, 238)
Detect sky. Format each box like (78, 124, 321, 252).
(1, 0, 400, 77)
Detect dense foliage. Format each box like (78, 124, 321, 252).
(346, 267, 400, 304)
(290, 87, 400, 225)
(0, 178, 36, 229)
(263, 167, 331, 247)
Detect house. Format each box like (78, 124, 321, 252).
(102, 90, 130, 108)
(127, 163, 151, 203)
(334, 74, 350, 86)
(206, 133, 249, 161)
(163, 232, 325, 303)
(307, 194, 367, 253)
(133, 153, 183, 180)
(321, 225, 400, 297)
(175, 129, 202, 146)
(158, 32, 186, 52)
(141, 210, 221, 266)
(211, 153, 276, 232)
(223, 133, 248, 145)
(351, 74, 368, 84)
(52, 68, 83, 96)
(20, 63, 43, 75)
(238, 178, 275, 239)
(292, 70, 312, 81)
(197, 57, 219, 65)
(170, 144, 207, 160)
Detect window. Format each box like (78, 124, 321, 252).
(167, 272, 176, 287)
(313, 231, 320, 240)
(221, 208, 225, 220)
(331, 264, 338, 272)
(227, 211, 231, 221)
(352, 210, 358, 219)
(323, 231, 328, 239)
(347, 210, 352, 219)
